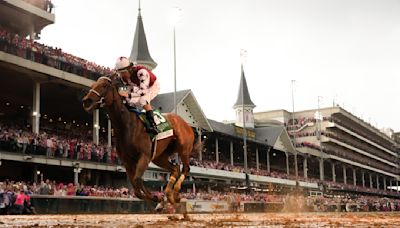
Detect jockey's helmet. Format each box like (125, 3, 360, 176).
(115, 57, 133, 71)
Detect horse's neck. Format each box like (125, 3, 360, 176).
(107, 94, 141, 138)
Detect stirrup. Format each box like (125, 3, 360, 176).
(145, 121, 159, 134)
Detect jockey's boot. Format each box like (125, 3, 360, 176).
(145, 110, 160, 135)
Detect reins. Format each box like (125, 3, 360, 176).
(88, 76, 114, 108)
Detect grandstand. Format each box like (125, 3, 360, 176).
(255, 107, 399, 195)
(0, 0, 399, 215)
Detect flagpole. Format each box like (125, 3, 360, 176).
(240, 49, 248, 184)
(242, 65, 248, 175)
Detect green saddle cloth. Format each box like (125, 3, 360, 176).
(138, 109, 173, 138)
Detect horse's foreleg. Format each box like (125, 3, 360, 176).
(126, 166, 146, 200)
(134, 155, 159, 202)
(137, 178, 159, 202)
(132, 178, 154, 201)
(133, 182, 146, 200)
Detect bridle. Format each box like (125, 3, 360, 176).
(89, 76, 113, 108)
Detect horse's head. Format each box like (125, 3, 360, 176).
(82, 74, 118, 113)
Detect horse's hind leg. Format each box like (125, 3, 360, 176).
(153, 152, 180, 205)
(172, 166, 189, 203)
(173, 145, 192, 203)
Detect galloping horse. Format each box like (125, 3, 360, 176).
(82, 75, 201, 206)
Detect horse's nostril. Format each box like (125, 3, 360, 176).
(83, 98, 93, 108)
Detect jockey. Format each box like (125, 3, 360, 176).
(115, 56, 160, 135)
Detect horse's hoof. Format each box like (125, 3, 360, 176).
(153, 195, 161, 203)
(155, 202, 164, 212)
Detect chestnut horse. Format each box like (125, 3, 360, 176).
(82, 75, 201, 206)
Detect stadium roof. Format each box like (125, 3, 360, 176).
(256, 126, 296, 153)
(0, 0, 54, 37)
(207, 119, 296, 153)
(207, 119, 236, 136)
(152, 89, 212, 131)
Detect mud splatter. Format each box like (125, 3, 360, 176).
(1, 212, 400, 228)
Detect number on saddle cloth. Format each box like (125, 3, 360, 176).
(129, 108, 172, 133)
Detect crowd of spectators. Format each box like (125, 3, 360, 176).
(286, 115, 395, 152)
(190, 158, 291, 180)
(291, 122, 396, 174)
(0, 122, 121, 165)
(293, 129, 393, 162)
(297, 138, 394, 174)
(189, 157, 400, 198)
(2, 178, 400, 214)
(2, 124, 399, 199)
(1, 118, 400, 213)
(325, 181, 399, 198)
(190, 159, 244, 173)
(287, 116, 396, 175)
(2, 119, 398, 200)
(182, 190, 284, 204)
(286, 116, 323, 131)
(307, 194, 400, 212)
(0, 27, 112, 81)
(0, 179, 134, 214)
(331, 114, 395, 150)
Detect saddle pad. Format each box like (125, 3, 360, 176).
(135, 109, 174, 140)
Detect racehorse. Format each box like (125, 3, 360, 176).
(82, 74, 201, 207)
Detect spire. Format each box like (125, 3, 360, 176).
(233, 65, 255, 108)
(233, 64, 256, 128)
(129, 0, 157, 70)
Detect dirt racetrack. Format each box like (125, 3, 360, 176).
(1, 212, 400, 227)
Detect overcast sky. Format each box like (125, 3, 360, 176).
(40, 0, 400, 132)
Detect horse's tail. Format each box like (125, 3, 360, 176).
(191, 131, 203, 156)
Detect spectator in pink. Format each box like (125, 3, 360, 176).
(14, 190, 28, 214)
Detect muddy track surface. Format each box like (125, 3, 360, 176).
(1, 212, 400, 227)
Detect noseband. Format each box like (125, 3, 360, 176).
(89, 76, 113, 108)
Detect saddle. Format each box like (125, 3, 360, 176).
(128, 108, 174, 141)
